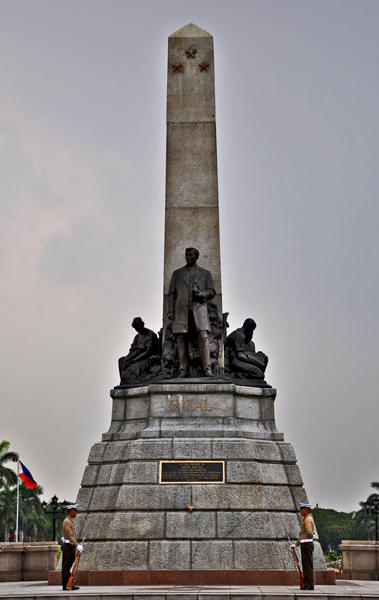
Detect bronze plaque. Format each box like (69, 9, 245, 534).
(159, 460, 225, 484)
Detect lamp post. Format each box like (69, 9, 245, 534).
(41, 495, 66, 541)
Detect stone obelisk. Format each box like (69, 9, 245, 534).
(49, 24, 335, 588)
(163, 23, 222, 329)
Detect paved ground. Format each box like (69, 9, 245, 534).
(0, 580, 379, 600)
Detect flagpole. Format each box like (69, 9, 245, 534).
(16, 459, 20, 542)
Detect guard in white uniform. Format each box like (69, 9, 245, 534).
(61, 504, 83, 591)
(292, 502, 316, 590)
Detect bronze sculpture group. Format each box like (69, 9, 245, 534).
(118, 248, 268, 387)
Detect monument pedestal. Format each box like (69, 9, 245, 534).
(104, 383, 282, 441)
(48, 384, 334, 585)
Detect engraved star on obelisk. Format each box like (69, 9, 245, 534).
(172, 62, 182, 72)
(199, 61, 209, 72)
(185, 48, 197, 58)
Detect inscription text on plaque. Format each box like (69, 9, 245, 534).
(159, 460, 225, 484)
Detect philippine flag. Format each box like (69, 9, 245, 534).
(18, 461, 37, 490)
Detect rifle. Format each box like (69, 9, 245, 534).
(66, 538, 85, 590)
(288, 536, 304, 588)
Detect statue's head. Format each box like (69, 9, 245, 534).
(132, 317, 145, 332)
(185, 247, 199, 266)
(243, 318, 257, 333)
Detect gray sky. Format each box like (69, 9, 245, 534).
(1, 0, 377, 513)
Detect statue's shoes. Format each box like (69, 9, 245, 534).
(178, 368, 188, 378)
(204, 368, 214, 377)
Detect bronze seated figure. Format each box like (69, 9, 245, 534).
(225, 318, 268, 381)
(118, 317, 161, 386)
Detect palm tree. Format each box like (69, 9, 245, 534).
(354, 504, 372, 539)
(0, 484, 16, 541)
(19, 484, 44, 513)
(353, 482, 379, 540)
(0, 482, 46, 541)
(23, 508, 49, 542)
(17, 484, 46, 541)
(0, 441, 18, 488)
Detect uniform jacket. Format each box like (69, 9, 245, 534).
(168, 265, 215, 334)
(62, 515, 78, 547)
(296, 513, 316, 546)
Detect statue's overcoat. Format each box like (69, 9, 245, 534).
(168, 265, 215, 334)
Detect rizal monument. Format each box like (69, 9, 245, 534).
(51, 24, 335, 585)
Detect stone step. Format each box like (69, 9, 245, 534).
(1, 580, 379, 600)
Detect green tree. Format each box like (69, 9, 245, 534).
(353, 503, 373, 539)
(0, 484, 16, 541)
(23, 507, 49, 541)
(353, 483, 379, 541)
(313, 507, 357, 552)
(0, 482, 48, 541)
(18, 484, 48, 541)
(17, 484, 44, 538)
(313, 481, 379, 553)
(0, 441, 18, 489)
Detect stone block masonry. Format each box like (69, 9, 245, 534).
(103, 384, 282, 442)
(72, 382, 327, 576)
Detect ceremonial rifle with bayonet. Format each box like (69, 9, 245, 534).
(288, 535, 304, 588)
(66, 537, 85, 590)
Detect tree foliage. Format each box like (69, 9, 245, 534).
(0, 440, 70, 542)
(352, 488, 379, 541)
(0, 482, 48, 541)
(313, 507, 356, 552)
(314, 482, 379, 552)
(0, 440, 18, 488)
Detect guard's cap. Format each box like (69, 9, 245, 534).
(65, 503, 79, 510)
(299, 503, 312, 508)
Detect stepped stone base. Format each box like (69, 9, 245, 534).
(48, 568, 335, 586)
(68, 383, 331, 583)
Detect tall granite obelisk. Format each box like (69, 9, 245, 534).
(163, 24, 222, 330)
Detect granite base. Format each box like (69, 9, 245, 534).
(48, 568, 335, 586)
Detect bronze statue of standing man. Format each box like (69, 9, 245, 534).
(167, 247, 215, 377)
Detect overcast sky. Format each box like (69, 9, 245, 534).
(1, 0, 377, 513)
